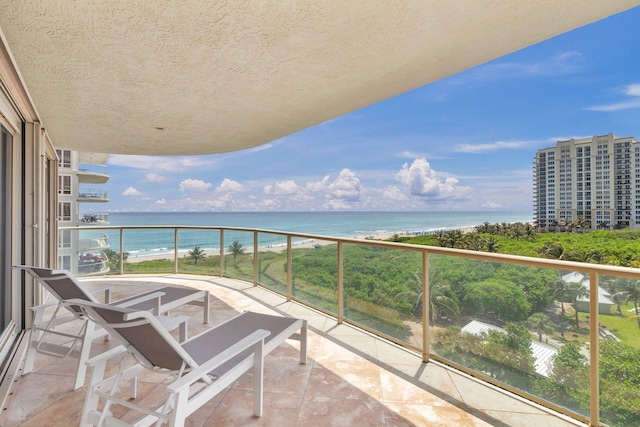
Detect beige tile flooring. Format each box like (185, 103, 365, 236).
(0, 274, 585, 427)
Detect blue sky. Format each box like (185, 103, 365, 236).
(104, 6, 640, 213)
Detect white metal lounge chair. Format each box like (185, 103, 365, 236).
(67, 299, 307, 427)
(14, 265, 210, 390)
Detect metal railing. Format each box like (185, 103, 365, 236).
(59, 224, 640, 427)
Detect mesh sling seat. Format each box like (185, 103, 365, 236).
(68, 300, 307, 427)
(14, 265, 210, 390)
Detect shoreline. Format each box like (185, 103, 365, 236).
(125, 225, 478, 264)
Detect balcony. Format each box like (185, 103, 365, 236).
(78, 212, 109, 225)
(1, 274, 583, 426)
(77, 188, 109, 203)
(77, 164, 109, 184)
(37, 224, 640, 427)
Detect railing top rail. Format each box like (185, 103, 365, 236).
(59, 224, 640, 279)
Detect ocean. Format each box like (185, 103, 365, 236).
(99, 211, 532, 257)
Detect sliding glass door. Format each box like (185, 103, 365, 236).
(0, 125, 12, 333)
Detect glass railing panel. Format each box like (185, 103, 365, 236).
(598, 274, 640, 427)
(291, 238, 337, 313)
(177, 228, 220, 275)
(222, 230, 254, 282)
(256, 232, 288, 294)
(429, 253, 590, 419)
(342, 243, 423, 348)
(121, 228, 175, 274)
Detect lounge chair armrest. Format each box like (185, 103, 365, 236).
(112, 291, 166, 310)
(167, 329, 270, 394)
(29, 301, 58, 312)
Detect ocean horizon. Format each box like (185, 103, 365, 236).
(95, 211, 532, 257)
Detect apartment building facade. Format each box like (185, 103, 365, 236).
(534, 133, 640, 231)
(56, 149, 110, 276)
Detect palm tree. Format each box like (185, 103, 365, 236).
(539, 241, 566, 260)
(523, 223, 537, 240)
(227, 240, 245, 263)
(526, 313, 555, 342)
(549, 276, 571, 317)
(483, 236, 500, 253)
(565, 281, 589, 329)
(621, 279, 640, 328)
(610, 290, 628, 315)
(187, 245, 207, 264)
(394, 270, 459, 324)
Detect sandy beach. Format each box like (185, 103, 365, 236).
(126, 226, 477, 264)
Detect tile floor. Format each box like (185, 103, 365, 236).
(0, 275, 585, 426)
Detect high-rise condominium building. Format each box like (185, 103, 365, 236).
(534, 133, 640, 231)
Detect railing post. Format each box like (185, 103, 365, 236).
(589, 270, 600, 427)
(219, 229, 224, 277)
(423, 251, 429, 363)
(287, 235, 292, 301)
(253, 231, 258, 286)
(119, 228, 124, 275)
(337, 241, 343, 324)
(174, 228, 179, 274)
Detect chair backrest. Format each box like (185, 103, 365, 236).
(15, 266, 98, 316)
(66, 299, 192, 371)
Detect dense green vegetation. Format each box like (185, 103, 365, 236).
(395, 221, 640, 267)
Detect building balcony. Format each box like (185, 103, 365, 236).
(1, 274, 584, 427)
(77, 164, 109, 184)
(24, 224, 640, 427)
(77, 188, 109, 203)
(78, 212, 109, 225)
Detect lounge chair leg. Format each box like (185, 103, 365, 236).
(300, 320, 308, 365)
(253, 340, 265, 417)
(81, 356, 108, 427)
(179, 318, 188, 342)
(22, 329, 38, 375)
(22, 306, 47, 375)
(74, 320, 94, 390)
(170, 389, 189, 426)
(204, 292, 210, 324)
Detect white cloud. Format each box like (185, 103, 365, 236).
(323, 199, 352, 210)
(452, 51, 584, 84)
(215, 178, 247, 193)
(395, 158, 472, 200)
(108, 155, 214, 172)
(585, 83, 640, 111)
(264, 180, 300, 196)
(179, 179, 212, 192)
(456, 141, 528, 153)
(155, 198, 166, 205)
(481, 201, 504, 209)
(626, 83, 640, 96)
(122, 187, 142, 196)
(145, 173, 167, 184)
(381, 185, 409, 201)
(327, 169, 362, 201)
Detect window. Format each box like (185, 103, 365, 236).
(59, 255, 71, 271)
(58, 202, 71, 221)
(58, 175, 71, 195)
(56, 149, 71, 168)
(1, 125, 12, 331)
(59, 230, 71, 248)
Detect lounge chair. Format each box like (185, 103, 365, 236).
(67, 299, 307, 426)
(14, 265, 210, 390)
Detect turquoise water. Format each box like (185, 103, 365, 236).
(104, 211, 532, 257)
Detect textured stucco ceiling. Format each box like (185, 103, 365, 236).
(0, 1, 638, 156)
